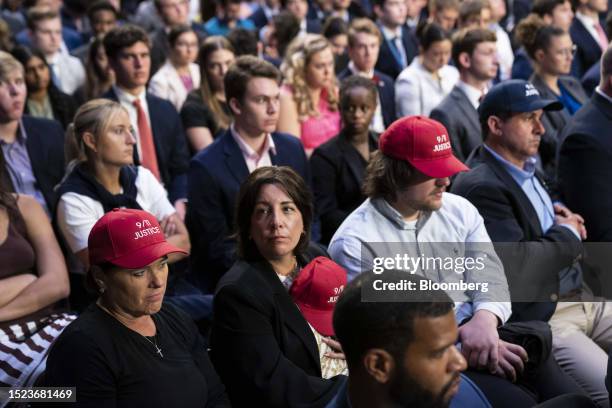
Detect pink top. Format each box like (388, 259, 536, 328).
(284, 86, 341, 150)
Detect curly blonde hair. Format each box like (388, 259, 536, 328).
(281, 34, 338, 120)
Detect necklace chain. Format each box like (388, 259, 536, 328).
(141, 334, 163, 358)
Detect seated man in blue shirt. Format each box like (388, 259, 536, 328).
(452, 79, 611, 407)
(204, 0, 256, 36)
(328, 270, 491, 408)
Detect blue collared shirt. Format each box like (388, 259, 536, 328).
(483, 145, 580, 239)
(483, 145, 582, 293)
(1, 120, 49, 216)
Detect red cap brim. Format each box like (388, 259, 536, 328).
(410, 155, 470, 178)
(298, 303, 335, 337)
(109, 241, 188, 269)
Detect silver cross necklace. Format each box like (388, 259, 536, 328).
(142, 334, 163, 358)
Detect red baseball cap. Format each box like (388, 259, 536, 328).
(88, 208, 188, 269)
(379, 116, 469, 178)
(289, 257, 347, 337)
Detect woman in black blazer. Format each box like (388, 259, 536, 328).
(311, 76, 379, 244)
(515, 15, 588, 179)
(210, 166, 345, 408)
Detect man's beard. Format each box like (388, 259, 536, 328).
(388, 368, 460, 408)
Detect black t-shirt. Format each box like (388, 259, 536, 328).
(44, 303, 230, 408)
(180, 90, 230, 136)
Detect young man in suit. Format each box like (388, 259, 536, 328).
(103, 24, 190, 218)
(430, 28, 498, 162)
(453, 79, 612, 407)
(570, 0, 608, 78)
(27, 6, 85, 95)
(187, 55, 310, 293)
(0, 51, 65, 218)
(337, 18, 395, 133)
(373, 0, 418, 79)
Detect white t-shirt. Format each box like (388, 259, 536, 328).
(57, 166, 176, 255)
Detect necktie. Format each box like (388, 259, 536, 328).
(388, 36, 407, 69)
(594, 21, 608, 50)
(48, 62, 60, 89)
(132, 99, 161, 181)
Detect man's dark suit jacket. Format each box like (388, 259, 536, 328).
(558, 91, 612, 242)
(186, 129, 310, 293)
(570, 17, 603, 79)
(375, 25, 418, 79)
(337, 67, 396, 129)
(452, 146, 583, 322)
(248, 6, 269, 29)
(430, 85, 481, 163)
(0, 116, 65, 215)
(310, 131, 377, 244)
(210, 245, 343, 407)
(103, 88, 189, 203)
(530, 74, 588, 179)
(581, 60, 600, 96)
(511, 47, 534, 81)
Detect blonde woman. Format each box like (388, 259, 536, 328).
(180, 36, 235, 153)
(278, 34, 341, 155)
(56, 99, 190, 277)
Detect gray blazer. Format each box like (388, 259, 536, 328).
(430, 85, 482, 163)
(530, 74, 588, 178)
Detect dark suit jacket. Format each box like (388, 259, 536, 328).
(430, 85, 481, 162)
(530, 74, 588, 179)
(570, 17, 603, 79)
(581, 60, 600, 96)
(375, 25, 418, 79)
(306, 18, 322, 34)
(558, 92, 612, 242)
(248, 6, 269, 29)
(310, 131, 377, 244)
(210, 245, 343, 407)
(25, 86, 77, 130)
(452, 146, 583, 322)
(102, 89, 190, 202)
(186, 130, 310, 293)
(337, 67, 396, 128)
(511, 47, 534, 81)
(0, 116, 65, 216)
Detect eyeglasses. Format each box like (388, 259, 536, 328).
(555, 44, 577, 58)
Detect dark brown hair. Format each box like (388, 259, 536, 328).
(103, 24, 151, 61)
(234, 166, 313, 262)
(451, 27, 497, 70)
(224, 55, 282, 111)
(362, 151, 415, 202)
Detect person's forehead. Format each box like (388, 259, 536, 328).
(120, 42, 150, 54)
(409, 312, 457, 351)
(354, 32, 380, 45)
(35, 17, 61, 29)
(93, 9, 117, 21)
(245, 77, 279, 95)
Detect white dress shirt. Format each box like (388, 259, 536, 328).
(230, 125, 276, 173)
(47, 51, 85, 95)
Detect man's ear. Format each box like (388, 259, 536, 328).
(534, 49, 545, 65)
(458, 52, 471, 70)
(229, 97, 242, 116)
(362, 348, 396, 384)
(487, 115, 504, 138)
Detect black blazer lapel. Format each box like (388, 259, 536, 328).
(336, 131, 366, 189)
(479, 147, 544, 236)
(256, 260, 322, 374)
(221, 130, 250, 185)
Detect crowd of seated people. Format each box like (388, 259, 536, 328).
(2, 0, 612, 406)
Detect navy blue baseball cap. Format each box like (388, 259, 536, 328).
(478, 79, 563, 120)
